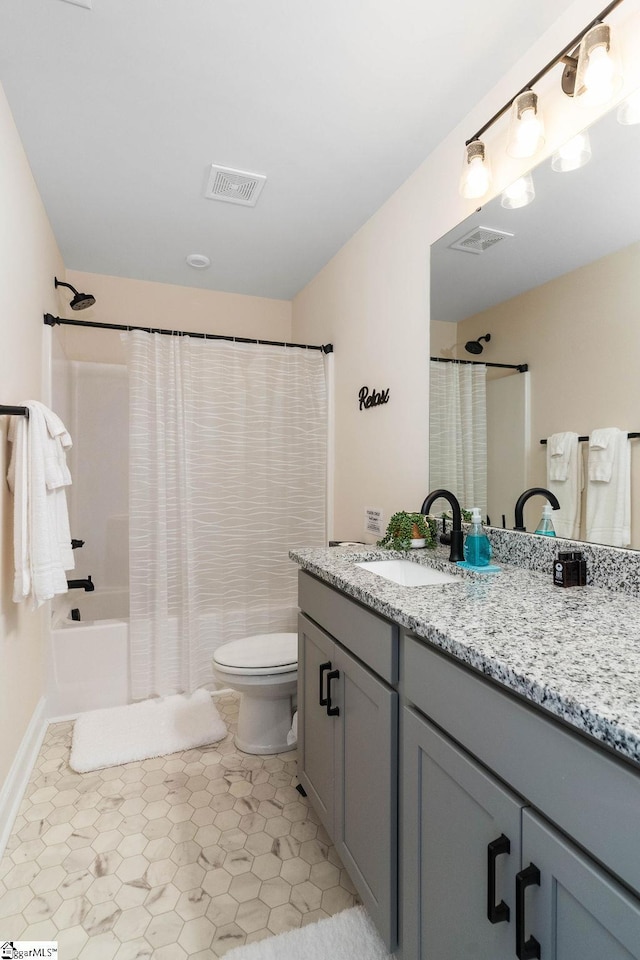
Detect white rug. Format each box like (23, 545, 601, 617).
(69, 689, 227, 772)
(225, 906, 391, 960)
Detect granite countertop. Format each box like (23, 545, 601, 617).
(290, 545, 640, 767)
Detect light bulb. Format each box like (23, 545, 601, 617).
(551, 131, 591, 172)
(501, 174, 535, 209)
(583, 44, 616, 103)
(459, 141, 491, 200)
(507, 92, 545, 159)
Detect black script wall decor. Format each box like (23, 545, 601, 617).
(359, 386, 390, 411)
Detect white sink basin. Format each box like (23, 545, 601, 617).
(355, 559, 459, 586)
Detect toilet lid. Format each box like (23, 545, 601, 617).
(213, 633, 298, 671)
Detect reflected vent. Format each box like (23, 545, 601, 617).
(204, 165, 267, 207)
(449, 226, 514, 255)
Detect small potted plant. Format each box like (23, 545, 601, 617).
(377, 511, 437, 551)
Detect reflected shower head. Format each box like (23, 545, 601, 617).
(465, 333, 491, 355)
(54, 277, 96, 311)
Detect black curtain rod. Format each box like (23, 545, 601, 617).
(467, 0, 625, 144)
(430, 356, 528, 372)
(541, 432, 640, 444)
(0, 404, 29, 418)
(44, 314, 333, 354)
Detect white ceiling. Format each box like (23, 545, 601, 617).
(0, 0, 578, 300)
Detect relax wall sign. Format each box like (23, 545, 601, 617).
(359, 386, 390, 411)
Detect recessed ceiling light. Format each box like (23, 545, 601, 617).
(186, 254, 211, 269)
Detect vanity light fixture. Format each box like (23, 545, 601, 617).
(506, 91, 545, 158)
(562, 23, 622, 105)
(459, 0, 625, 200)
(551, 130, 592, 172)
(501, 173, 535, 209)
(458, 140, 492, 200)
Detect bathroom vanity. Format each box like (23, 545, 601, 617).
(291, 544, 640, 959)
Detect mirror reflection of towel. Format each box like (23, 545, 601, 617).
(546, 432, 582, 538)
(586, 428, 630, 547)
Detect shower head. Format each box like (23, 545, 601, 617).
(54, 277, 96, 311)
(464, 333, 491, 355)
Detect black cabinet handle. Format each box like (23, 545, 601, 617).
(326, 669, 340, 716)
(487, 834, 511, 924)
(319, 662, 331, 706)
(516, 863, 541, 960)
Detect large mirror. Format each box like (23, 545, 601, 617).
(429, 100, 640, 548)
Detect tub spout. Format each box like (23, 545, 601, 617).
(67, 575, 95, 592)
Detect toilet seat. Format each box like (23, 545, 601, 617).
(212, 632, 297, 676)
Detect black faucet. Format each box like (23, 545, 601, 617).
(514, 488, 560, 532)
(67, 575, 95, 592)
(420, 489, 464, 562)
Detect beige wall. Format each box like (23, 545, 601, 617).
(457, 241, 640, 544)
(0, 83, 65, 785)
(57, 271, 292, 364)
(292, 0, 639, 543)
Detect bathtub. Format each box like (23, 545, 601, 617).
(48, 597, 297, 719)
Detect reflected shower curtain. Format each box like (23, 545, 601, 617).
(429, 361, 487, 518)
(123, 331, 327, 699)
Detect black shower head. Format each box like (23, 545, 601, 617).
(465, 333, 491, 355)
(54, 277, 96, 311)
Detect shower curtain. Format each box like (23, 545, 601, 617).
(123, 330, 328, 699)
(429, 361, 487, 518)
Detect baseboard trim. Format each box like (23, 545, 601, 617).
(0, 696, 48, 859)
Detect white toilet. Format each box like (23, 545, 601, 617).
(212, 632, 298, 755)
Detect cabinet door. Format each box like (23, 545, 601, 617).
(521, 810, 640, 960)
(297, 614, 337, 834)
(402, 707, 523, 960)
(333, 643, 398, 951)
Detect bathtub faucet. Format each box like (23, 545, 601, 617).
(67, 575, 95, 592)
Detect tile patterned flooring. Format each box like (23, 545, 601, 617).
(0, 694, 358, 957)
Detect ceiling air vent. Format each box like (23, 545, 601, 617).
(449, 226, 514, 255)
(204, 165, 267, 207)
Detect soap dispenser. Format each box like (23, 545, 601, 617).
(463, 508, 492, 567)
(535, 503, 556, 537)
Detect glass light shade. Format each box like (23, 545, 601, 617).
(506, 91, 545, 159)
(501, 173, 535, 209)
(575, 23, 622, 106)
(551, 131, 592, 172)
(459, 140, 491, 200)
(617, 88, 640, 125)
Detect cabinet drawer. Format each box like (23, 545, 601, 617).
(403, 635, 640, 897)
(298, 571, 398, 683)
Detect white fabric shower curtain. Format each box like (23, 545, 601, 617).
(429, 361, 487, 518)
(123, 330, 328, 699)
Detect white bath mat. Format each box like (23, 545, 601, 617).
(69, 689, 227, 773)
(225, 906, 391, 960)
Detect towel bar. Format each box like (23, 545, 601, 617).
(540, 433, 640, 444)
(0, 404, 29, 418)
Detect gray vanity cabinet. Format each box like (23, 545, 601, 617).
(521, 810, 640, 960)
(402, 636, 640, 960)
(297, 571, 399, 951)
(402, 706, 523, 960)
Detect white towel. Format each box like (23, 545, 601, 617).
(586, 428, 630, 547)
(546, 432, 582, 539)
(547, 431, 574, 482)
(7, 402, 75, 608)
(588, 428, 618, 482)
(36, 400, 73, 489)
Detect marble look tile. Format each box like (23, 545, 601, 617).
(1, 694, 358, 956)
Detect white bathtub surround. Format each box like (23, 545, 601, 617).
(48, 617, 129, 718)
(225, 906, 389, 960)
(123, 331, 327, 698)
(69, 689, 227, 773)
